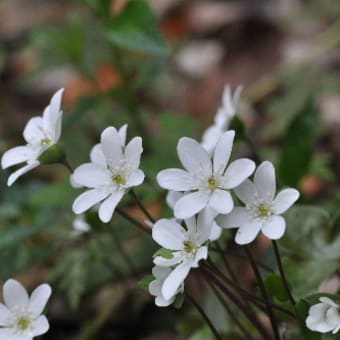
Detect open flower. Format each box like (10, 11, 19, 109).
(152, 210, 214, 300)
(157, 130, 255, 219)
(306, 297, 340, 334)
(0, 279, 51, 339)
(72, 126, 144, 223)
(201, 85, 242, 153)
(217, 161, 299, 245)
(149, 266, 184, 307)
(1, 89, 64, 186)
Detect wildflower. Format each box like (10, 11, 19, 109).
(0, 279, 51, 339)
(1, 89, 64, 186)
(306, 297, 340, 334)
(217, 161, 299, 245)
(152, 210, 213, 300)
(72, 126, 144, 223)
(157, 130, 255, 219)
(149, 266, 184, 307)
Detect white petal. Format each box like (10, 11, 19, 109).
(273, 189, 300, 214)
(7, 161, 40, 186)
(201, 125, 223, 154)
(184, 216, 197, 235)
(192, 246, 208, 267)
(152, 266, 172, 279)
(235, 222, 262, 245)
(72, 188, 110, 214)
(222, 158, 255, 189)
(213, 130, 235, 174)
(196, 208, 216, 243)
(217, 207, 250, 229)
(72, 163, 111, 188)
(209, 222, 222, 241)
(154, 252, 182, 267)
(28, 284, 52, 316)
(155, 295, 175, 307)
(254, 161, 276, 201)
(162, 262, 191, 300)
(152, 219, 186, 250)
(149, 278, 162, 297)
(0, 329, 16, 339)
(157, 169, 195, 191)
(326, 307, 340, 328)
(177, 137, 211, 174)
(98, 190, 125, 223)
(0, 303, 11, 326)
(234, 179, 257, 205)
(320, 297, 339, 308)
(118, 124, 127, 146)
(124, 137, 143, 170)
(174, 191, 209, 219)
(166, 191, 183, 209)
(100, 126, 123, 166)
(23, 117, 44, 144)
(209, 189, 233, 214)
(126, 169, 145, 187)
(261, 215, 286, 240)
(3, 279, 29, 309)
(32, 315, 49, 336)
(1, 146, 35, 169)
(90, 144, 106, 167)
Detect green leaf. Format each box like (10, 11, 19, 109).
(107, 0, 168, 55)
(153, 248, 174, 259)
(138, 274, 154, 292)
(264, 273, 290, 302)
(174, 293, 185, 309)
(278, 97, 318, 186)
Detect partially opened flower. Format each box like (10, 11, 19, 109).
(157, 130, 255, 219)
(1, 89, 64, 186)
(306, 297, 340, 334)
(72, 126, 144, 223)
(152, 210, 214, 300)
(217, 161, 299, 245)
(0, 279, 52, 339)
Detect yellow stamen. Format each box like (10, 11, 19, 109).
(112, 174, 126, 185)
(183, 240, 196, 254)
(41, 138, 51, 145)
(17, 317, 31, 330)
(208, 176, 218, 190)
(257, 203, 271, 217)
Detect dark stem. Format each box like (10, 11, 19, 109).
(272, 240, 296, 306)
(186, 293, 223, 340)
(245, 245, 281, 340)
(116, 207, 151, 234)
(129, 189, 156, 224)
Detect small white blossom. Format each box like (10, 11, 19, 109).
(72, 214, 90, 236)
(72, 126, 144, 223)
(1, 89, 64, 186)
(217, 161, 299, 245)
(201, 85, 242, 153)
(0, 279, 51, 339)
(157, 130, 255, 219)
(306, 297, 340, 334)
(152, 210, 214, 300)
(149, 266, 184, 307)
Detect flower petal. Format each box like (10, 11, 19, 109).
(196, 208, 216, 243)
(90, 144, 106, 167)
(152, 219, 186, 250)
(98, 190, 125, 223)
(192, 246, 208, 267)
(209, 222, 222, 241)
(326, 306, 340, 328)
(222, 158, 255, 189)
(118, 124, 127, 146)
(0, 303, 11, 326)
(72, 163, 111, 188)
(72, 188, 110, 214)
(201, 125, 224, 154)
(154, 252, 182, 267)
(126, 169, 145, 187)
(254, 161, 276, 201)
(1, 146, 35, 169)
(124, 136, 143, 171)
(235, 222, 262, 245)
(209, 189, 233, 214)
(23, 117, 44, 144)
(29, 284, 52, 317)
(7, 161, 40, 186)
(3, 279, 29, 309)
(217, 207, 249, 229)
(213, 130, 235, 174)
(320, 297, 339, 308)
(261, 215, 286, 240)
(166, 191, 183, 209)
(32, 315, 50, 336)
(234, 179, 257, 205)
(100, 126, 123, 166)
(177, 137, 211, 174)
(162, 262, 191, 300)
(174, 191, 209, 219)
(157, 169, 195, 191)
(273, 189, 299, 214)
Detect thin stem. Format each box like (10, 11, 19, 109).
(186, 293, 223, 340)
(245, 246, 281, 340)
(272, 240, 296, 306)
(116, 207, 151, 234)
(129, 189, 156, 224)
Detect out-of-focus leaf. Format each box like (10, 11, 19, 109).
(264, 273, 290, 302)
(278, 97, 318, 186)
(153, 248, 174, 259)
(107, 0, 168, 55)
(174, 293, 185, 309)
(138, 274, 154, 292)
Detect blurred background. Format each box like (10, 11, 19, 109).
(0, 0, 340, 339)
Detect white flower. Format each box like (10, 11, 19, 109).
(0, 279, 51, 339)
(217, 161, 299, 245)
(201, 85, 242, 153)
(152, 210, 214, 300)
(72, 214, 90, 236)
(72, 126, 144, 223)
(157, 130, 255, 219)
(1, 89, 64, 186)
(149, 266, 184, 307)
(306, 297, 340, 334)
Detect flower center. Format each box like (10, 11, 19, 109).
(112, 174, 126, 185)
(17, 316, 31, 331)
(41, 137, 52, 145)
(257, 203, 271, 217)
(207, 176, 218, 190)
(183, 240, 197, 254)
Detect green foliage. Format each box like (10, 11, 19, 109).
(264, 273, 290, 302)
(138, 274, 154, 292)
(153, 248, 174, 259)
